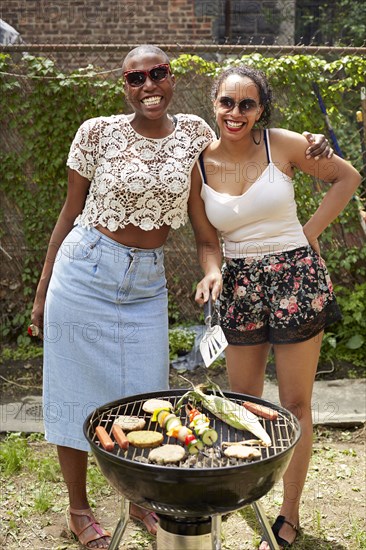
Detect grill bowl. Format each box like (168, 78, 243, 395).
(84, 389, 301, 517)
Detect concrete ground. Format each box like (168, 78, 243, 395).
(1, 378, 365, 434)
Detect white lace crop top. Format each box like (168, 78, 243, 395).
(67, 113, 215, 231)
(200, 129, 309, 258)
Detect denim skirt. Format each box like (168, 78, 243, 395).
(43, 226, 169, 451)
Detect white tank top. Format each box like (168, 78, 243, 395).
(199, 129, 309, 258)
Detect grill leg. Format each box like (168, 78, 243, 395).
(252, 501, 280, 550)
(211, 514, 222, 549)
(108, 497, 130, 550)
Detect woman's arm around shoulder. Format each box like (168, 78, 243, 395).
(302, 131, 333, 159)
(188, 163, 222, 305)
(271, 128, 361, 244)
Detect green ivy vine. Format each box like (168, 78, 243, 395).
(1, 52, 365, 370)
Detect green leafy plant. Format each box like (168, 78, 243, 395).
(0, 342, 43, 364)
(29, 457, 61, 483)
(1, 51, 365, 371)
(0, 53, 126, 341)
(320, 283, 366, 370)
(296, 0, 366, 46)
(33, 483, 53, 513)
(0, 433, 29, 475)
(169, 327, 196, 360)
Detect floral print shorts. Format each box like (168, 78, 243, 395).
(220, 246, 342, 345)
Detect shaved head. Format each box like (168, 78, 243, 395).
(122, 45, 170, 71)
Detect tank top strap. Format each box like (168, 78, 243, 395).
(198, 152, 208, 184)
(263, 129, 272, 164)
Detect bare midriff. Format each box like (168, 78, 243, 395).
(96, 223, 171, 249)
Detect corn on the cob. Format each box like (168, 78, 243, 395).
(176, 386, 272, 447)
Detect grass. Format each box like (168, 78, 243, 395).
(0, 432, 113, 518)
(1, 428, 365, 549)
(0, 432, 30, 475)
(0, 342, 43, 363)
(33, 483, 54, 513)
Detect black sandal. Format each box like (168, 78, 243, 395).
(260, 515, 299, 548)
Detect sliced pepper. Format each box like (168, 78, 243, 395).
(185, 434, 196, 446)
(189, 409, 201, 422)
(167, 425, 192, 439)
(152, 407, 172, 423)
(165, 416, 182, 433)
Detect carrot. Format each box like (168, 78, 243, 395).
(95, 425, 115, 451)
(112, 424, 129, 450)
(242, 401, 278, 421)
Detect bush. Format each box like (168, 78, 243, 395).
(169, 328, 196, 361)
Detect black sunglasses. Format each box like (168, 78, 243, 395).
(123, 63, 171, 88)
(218, 96, 259, 115)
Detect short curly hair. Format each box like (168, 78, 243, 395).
(211, 65, 272, 127)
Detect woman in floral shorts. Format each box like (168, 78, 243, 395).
(198, 64, 360, 549)
(221, 246, 341, 346)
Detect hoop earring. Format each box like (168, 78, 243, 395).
(252, 130, 261, 145)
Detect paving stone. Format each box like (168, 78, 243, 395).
(1, 379, 365, 434)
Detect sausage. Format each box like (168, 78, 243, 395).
(242, 401, 278, 421)
(112, 424, 129, 450)
(95, 426, 115, 451)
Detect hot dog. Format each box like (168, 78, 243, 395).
(95, 426, 114, 451)
(242, 401, 278, 421)
(112, 424, 129, 450)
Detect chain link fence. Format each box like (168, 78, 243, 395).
(1, 44, 365, 328)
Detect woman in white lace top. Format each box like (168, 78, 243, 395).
(30, 45, 222, 549)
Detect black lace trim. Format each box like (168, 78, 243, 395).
(223, 299, 342, 346)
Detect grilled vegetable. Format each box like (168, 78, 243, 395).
(151, 406, 205, 453)
(169, 425, 192, 442)
(152, 407, 171, 424)
(242, 401, 278, 421)
(184, 434, 204, 455)
(189, 409, 201, 422)
(166, 417, 181, 432)
(199, 427, 218, 446)
(188, 407, 218, 446)
(127, 431, 164, 448)
(176, 380, 272, 447)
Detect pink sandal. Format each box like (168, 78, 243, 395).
(69, 507, 111, 549)
(129, 503, 158, 535)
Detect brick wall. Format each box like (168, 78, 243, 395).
(216, 0, 295, 45)
(1, 0, 295, 46)
(0, 0, 216, 44)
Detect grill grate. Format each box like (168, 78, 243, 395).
(88, 392, 298, 469)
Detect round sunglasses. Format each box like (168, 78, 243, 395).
(218, 96, 259, 115)
(123, 63, 171, 88)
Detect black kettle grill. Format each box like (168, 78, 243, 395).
(84, 389, 301, 549)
